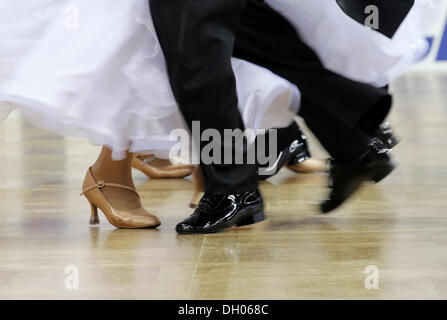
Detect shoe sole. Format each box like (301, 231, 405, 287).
(115, 224, 161, 229)
(371, 159, 398, 183)
(236, 211, 265, 227)
(176, 206, 265, 234)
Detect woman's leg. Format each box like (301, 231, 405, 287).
(90, 146, 141, 210)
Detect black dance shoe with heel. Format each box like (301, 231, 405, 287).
(376, 122, 400, 149)
(258, 127, 312, 180)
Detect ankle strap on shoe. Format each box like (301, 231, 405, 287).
(81, 180, 139, 197)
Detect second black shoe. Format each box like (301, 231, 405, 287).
(321, 138, 397, 214)
(258, 125, 311, 180)
(376, 122, 400, 149)
(176, 189, 265, 234)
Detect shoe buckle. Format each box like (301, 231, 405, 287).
(97, 180, 105, 189)
(289, 140, 301, 153)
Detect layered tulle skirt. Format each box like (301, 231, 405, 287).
(0, 0, 299, 159)
(0, 0, 437, 160)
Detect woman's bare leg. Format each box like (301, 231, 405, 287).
(90, 146, 141, 210)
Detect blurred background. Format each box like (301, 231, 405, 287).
(414, 1, 447, 68)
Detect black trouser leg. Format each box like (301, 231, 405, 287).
(150, 0, 258, 194)
(300, 102, 371, 161)
(233, 0, 392, 161)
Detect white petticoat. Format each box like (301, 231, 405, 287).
(0, 0, 299, 160)
(266, 0, 440, 87)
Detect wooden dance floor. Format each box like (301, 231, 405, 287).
(1, 72, 447, 300)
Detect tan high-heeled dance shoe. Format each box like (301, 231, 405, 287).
(132, 154, 194, 179)
(81, 167, 161, 229)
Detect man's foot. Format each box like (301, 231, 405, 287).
(321, 138, 397, 213)
(176, 189, 264, 234)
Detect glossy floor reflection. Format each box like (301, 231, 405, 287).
(0, 72, 447, 299)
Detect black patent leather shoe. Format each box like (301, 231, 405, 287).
(376, 122, 400, 149)
(176, 189, 264, 234)
(258, 129, 311, 180)
(286, 131, 312, 167)
(321, 138, 397, 214)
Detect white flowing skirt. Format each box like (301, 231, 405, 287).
(0, 0, 299, 160)
(266, 0, 440, 87)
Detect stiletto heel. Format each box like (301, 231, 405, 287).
(237, 211, 265, 227)
(81, 167, 161, 229)
(89, 203, 100, 225)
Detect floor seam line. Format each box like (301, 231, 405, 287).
(186, 234, 207, 299)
